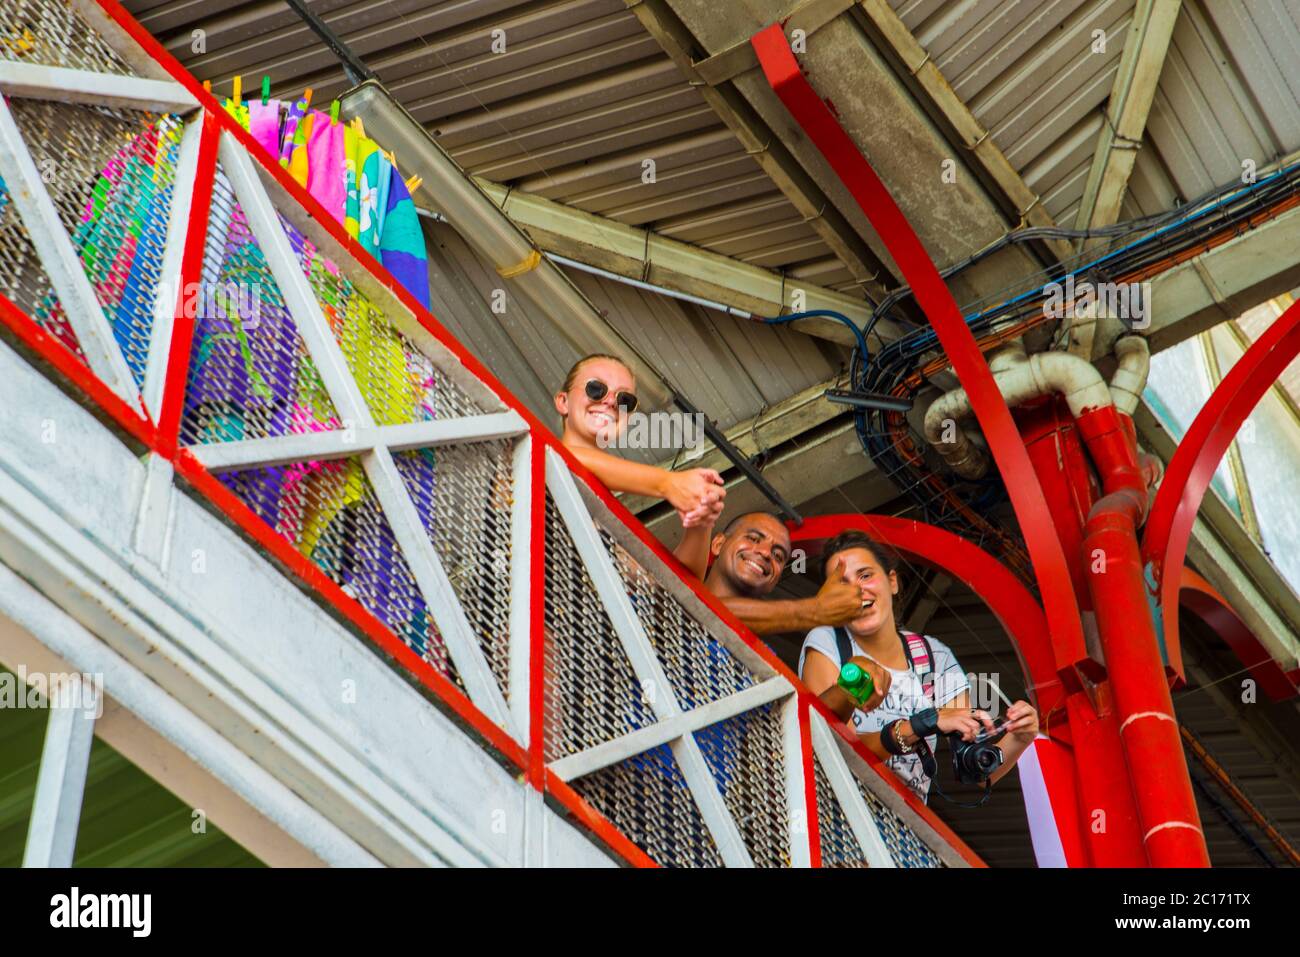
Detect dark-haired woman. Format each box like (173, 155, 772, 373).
(798, 531, 1039, 803)
(555, 353, 724, 578)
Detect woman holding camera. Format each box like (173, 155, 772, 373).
(798, 530, 1039, 803)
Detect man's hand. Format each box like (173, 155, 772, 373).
(845, 655, 890, 712)
(678, 492, 725, 529)
(660, 468, 725, 516)
(814, 557, 865, 626)
(1002, 700, 1039, 743)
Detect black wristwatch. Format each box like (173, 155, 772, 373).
(909, 707, 940, 739)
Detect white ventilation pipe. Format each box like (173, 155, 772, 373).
(923, 338, 1148, 479)
(1108, 335, 1150, 416)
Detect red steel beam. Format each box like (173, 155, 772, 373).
(1179, 567, 1299, 701)
(156, 108, 219, 457)
(750, 25, 1087, 683)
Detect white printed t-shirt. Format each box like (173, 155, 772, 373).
(799, 626, 969, 803)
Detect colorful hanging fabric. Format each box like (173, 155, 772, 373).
(378, 173, 430, 310)
(356, 138, 383, 257)
(343, 123, 361, 239)
(247, 98, 281, 161)
(279, 94, 309, 169)
(287, 111, 312, 188)
(374, 156, 393, 241)
(307, 109, 346, 223)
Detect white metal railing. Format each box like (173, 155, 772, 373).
(0, 0, 979, 868)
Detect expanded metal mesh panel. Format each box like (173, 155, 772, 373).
(598, 527, 755, 710)
(0, 0, 135, 75)
(181, 166, 338, 446)
(0, 173, 79, 356)
(694, 703, 789, 867)
(855, 775, 945, 868)
(393, 440, 514, 699)
(543, 496, 654, 760)
(812, 756, 867, 868)
(571, 744, 724, 868)
(281, 215, 486, 425)
(9, 100, 183, 387)
(218, 457, 457, 682)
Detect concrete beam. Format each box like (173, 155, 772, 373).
(21, 675, 97, 868)
(1138, 202, 1300, 357)
(1075, 0, 1182, 238)
(654, 0, 1047, 311)
(475, 178, 907, 346)
(850, 0, 1074, 264)
(625, 0, 896, 300)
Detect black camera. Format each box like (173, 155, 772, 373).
(948, 722, 1007, 785)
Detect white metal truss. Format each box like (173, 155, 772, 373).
(141, 113, 206, 419)
(0, 92, 142, 409)
(190, 412, 528, 472)
(809, 709, 897, 868)
(22, 675, 99, 868)
(217, 134, 518, 738)
(0, 61, 197, 113)
(546, 449, 755, 866)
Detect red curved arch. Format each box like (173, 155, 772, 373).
(789, 514, 1063, 718)
(1180, 567, 1300, 701)
(1142, 298, 1300, 686)
(752, 26, 1086, 673)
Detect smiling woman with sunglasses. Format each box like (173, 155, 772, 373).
(555, 354, 726, 579)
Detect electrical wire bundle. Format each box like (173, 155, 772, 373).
(767, 157, 1300, 587)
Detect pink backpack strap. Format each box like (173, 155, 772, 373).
(901, 631, 935, 699)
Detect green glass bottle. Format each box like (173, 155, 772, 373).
(838, 662, 875, 706)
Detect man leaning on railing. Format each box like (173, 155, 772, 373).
(703, 511, 891, 715)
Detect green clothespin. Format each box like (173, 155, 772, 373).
(329, 99, 340, 125)
(261, 75, 270, 106)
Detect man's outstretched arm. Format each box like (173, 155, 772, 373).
(719, 568, 863, 636)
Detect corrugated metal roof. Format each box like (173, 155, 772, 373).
(122, 0, 842, 284)
(893, 0, 1300, 225)
(123, 0, 1300, 304)
(423, 218, 842, 441)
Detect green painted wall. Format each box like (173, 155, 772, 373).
(0, 669, 262, 867)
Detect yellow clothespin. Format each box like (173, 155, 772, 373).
(203, 79, 212, 95)
(405, 174, 422, 195)
(232, 74, 242, 106)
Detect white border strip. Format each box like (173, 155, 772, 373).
(0, 62, 197, 112)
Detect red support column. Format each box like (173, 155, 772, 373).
(1084, 509, 1210, 866)
(1064, 690, 1147, 866)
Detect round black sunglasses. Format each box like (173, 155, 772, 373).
(584, 378, 638, 414)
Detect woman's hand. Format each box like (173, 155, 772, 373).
(844, 655, 891, 712)
(1002, 700, 1039, 743)
(936, 707, 997, 742)
(659, 468, 725, 515)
